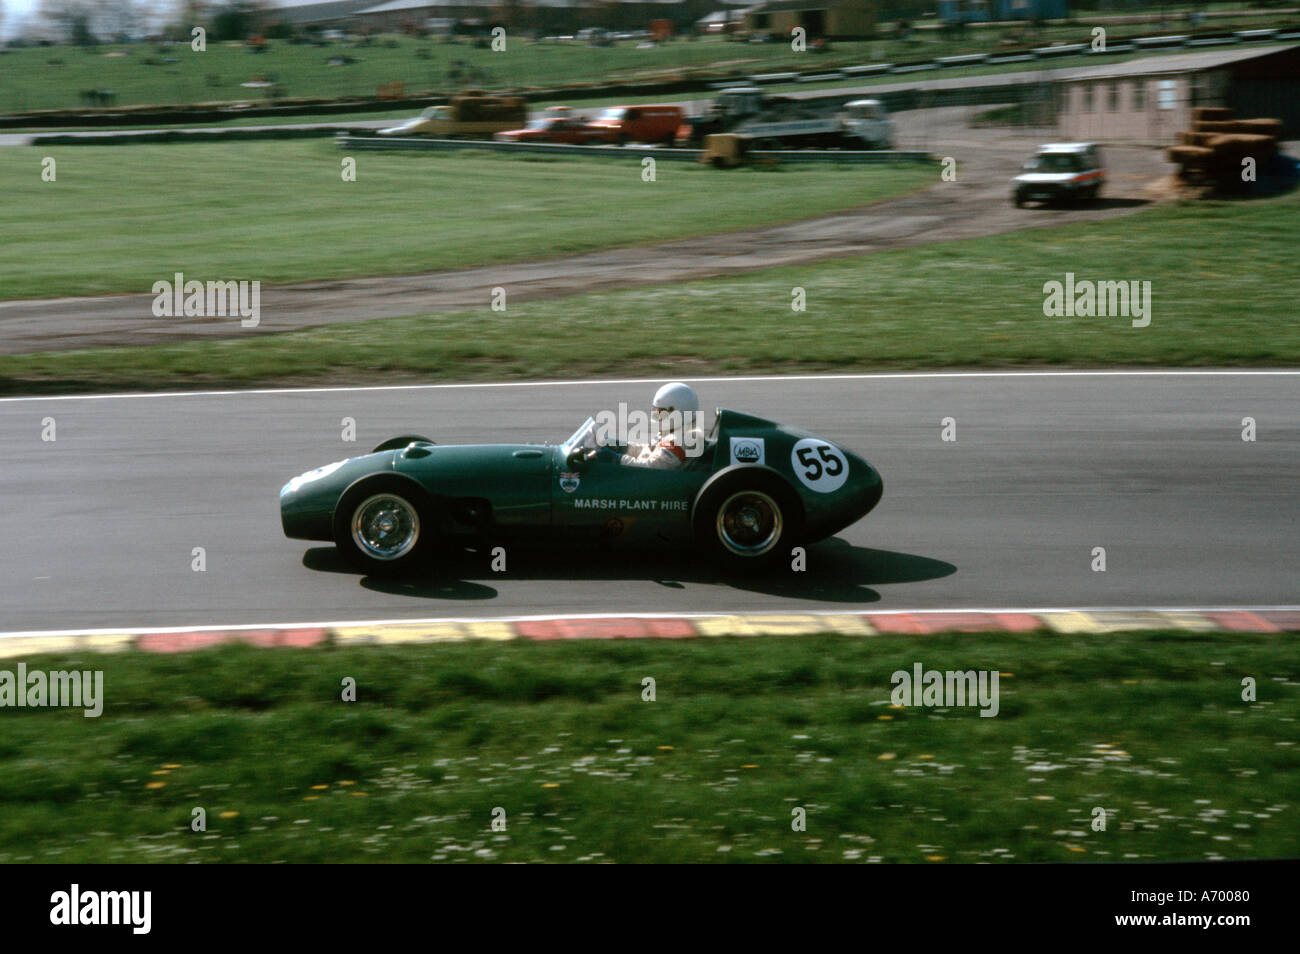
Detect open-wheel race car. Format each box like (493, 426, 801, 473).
(280, 408, 883, 574)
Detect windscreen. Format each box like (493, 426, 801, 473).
(563, 417, 597, 454)
(1031, 153, 1085, 173)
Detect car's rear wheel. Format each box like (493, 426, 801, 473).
(718, 489, 782, 553)
(334, 477, 433, 574)
(694, 472, 801, 570)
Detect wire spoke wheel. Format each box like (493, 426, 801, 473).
(351, 493, 420, 561)
(716, 490, 782, 557)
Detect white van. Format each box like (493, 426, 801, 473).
(1013, 143, 1106, 207)
(838, 99, 895, 149)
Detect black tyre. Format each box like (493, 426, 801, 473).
(1013, 191, 1026, 208)
(693, 471, 802, 570)
(371, 434, 434, 453)
(333, 477, 433, 575)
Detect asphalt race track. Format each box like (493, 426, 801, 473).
(1, 371, 1295, 634)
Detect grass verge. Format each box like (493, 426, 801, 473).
(1, 630, 1293, 863)
(0, 141, 933, 301)
(4, 187, 1297, 395)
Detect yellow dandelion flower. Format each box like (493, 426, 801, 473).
(741, 764, 759, 769)
(925, 855, 946, 862)
(877, 715, 894, 721)
(145, 781, 166, 790)
(162, 763, 182, 769)
(878, 753, 896, 761)
(219, 811, 239, 819)
(657, 746, 674, 751)
(1066, 844, 1087, 853)
(339, 780, 355, 786)
(542, 783, 560, 788)
(311, 784, 329, 790)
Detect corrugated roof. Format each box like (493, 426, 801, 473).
(267, 0, 376, 22)
(744, 0, 841, 11)
(1055, 43, 1297, 82)
(355, 0, 502, 13)
(755, 43, 1299, 104)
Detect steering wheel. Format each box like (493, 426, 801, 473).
(578, 446, 621, 467)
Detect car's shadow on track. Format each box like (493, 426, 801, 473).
(301, 537, 956, 604)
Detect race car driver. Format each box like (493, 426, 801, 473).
(622, 382, 699, 469)
(586, 382, 700, 470)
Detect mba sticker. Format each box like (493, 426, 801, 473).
(730, 436, 765, 466)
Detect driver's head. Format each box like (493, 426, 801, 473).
(651, 382, 699, 440)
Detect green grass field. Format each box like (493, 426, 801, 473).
(2, 14, 1287, 114)
(0, 49, 1181, 135)
(5, 186, 1296, 395)
(0, 43, 1263, 134)
(1, 34, 960, 112)
(1, 631, 1293, 863)
(0, 141, 933, 301)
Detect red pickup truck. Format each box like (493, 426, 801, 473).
(582, 105, 685, 146)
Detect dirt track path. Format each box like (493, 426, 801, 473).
(0, 108, 1171, 355)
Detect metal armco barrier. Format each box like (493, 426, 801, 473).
(335, 133, 932, 164)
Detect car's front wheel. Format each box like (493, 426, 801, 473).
(694, 472, 801, 570)
(334, 478, 433, 574)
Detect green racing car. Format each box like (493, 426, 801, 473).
(280, 407, 883, 574)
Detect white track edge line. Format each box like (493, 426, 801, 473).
(3, 606, 1298, 640)
(2, 370, 1299, 404)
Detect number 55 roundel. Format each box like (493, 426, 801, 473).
(791, 438, 848, 493)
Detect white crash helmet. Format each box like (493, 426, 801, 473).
(652, 382, 699, 439)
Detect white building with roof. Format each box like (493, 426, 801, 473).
(1054, 44, 1300, 143)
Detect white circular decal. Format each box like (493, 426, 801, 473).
(790, 438, 848, 493)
